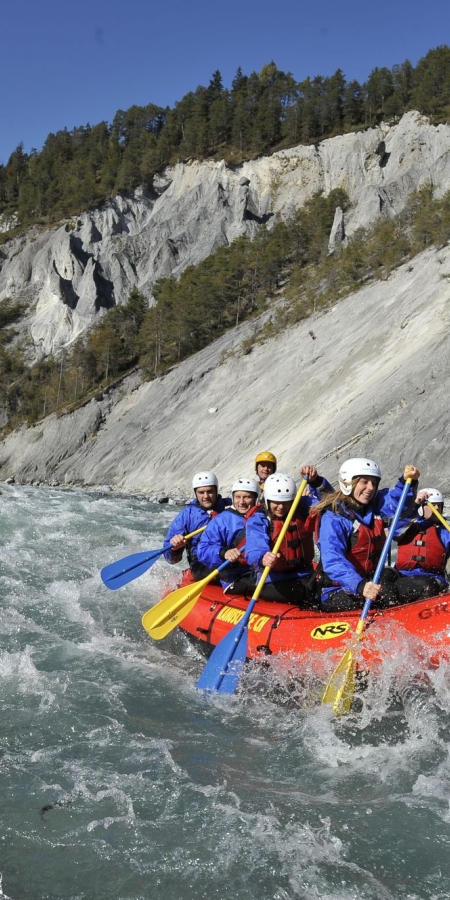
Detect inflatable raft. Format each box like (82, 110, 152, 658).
(178, 582, 450, 672)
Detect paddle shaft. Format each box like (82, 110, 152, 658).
(428, 501, 450, 532)
(358, 477, 413, 625)
(167, 525, 205, 544)
(101, 525, 206, 589)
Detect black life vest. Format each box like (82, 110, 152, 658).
(396, 523, 447, 575)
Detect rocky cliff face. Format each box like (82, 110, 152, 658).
(1, 110, 450, 495)
(1, 241, 449, 495)
(2, 111, 450, 358)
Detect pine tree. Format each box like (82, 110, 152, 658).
(411, 46, 450, 115)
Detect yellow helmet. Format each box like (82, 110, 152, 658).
(255, 451, 277, 469)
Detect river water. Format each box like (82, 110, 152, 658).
(1, 484, 450, 900)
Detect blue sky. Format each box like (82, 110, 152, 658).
(1, 0, 449, 165)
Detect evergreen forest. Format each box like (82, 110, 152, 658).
(1, 45, 450, 229)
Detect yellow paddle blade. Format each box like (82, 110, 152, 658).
(322, 614, 366, 714)
(142, 567, 221, 640)
(322, 649, 356, 716)
(142, 584, 201, 640)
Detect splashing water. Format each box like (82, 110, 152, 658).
(1, 484, 450, 899)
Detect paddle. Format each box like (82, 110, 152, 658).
(196, 478, 309, 694)
(322, 477, 413, 716)
(141, 559, 233, 640)
(100, 526, 206, 590)
(428, 501, 450, 532)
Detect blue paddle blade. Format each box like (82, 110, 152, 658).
(196, 597, 257, 693)
(196, 622, 249, 693)
(101, 546, 166, 590)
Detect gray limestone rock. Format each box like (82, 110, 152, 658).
(1, 242, 450, 495)
(328, 206, 345, 252)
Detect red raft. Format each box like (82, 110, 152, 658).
(178, 582, 450, 672)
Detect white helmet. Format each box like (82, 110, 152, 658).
(264, 473, 297, 502)
(423, 488, 444, 506)
(338, 458, 381, 496)
(418, 488, 445, 516)
(231, 477, 260, 500)
(192, 471, 219, 491)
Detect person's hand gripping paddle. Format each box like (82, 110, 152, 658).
(101, 527, 206, 590)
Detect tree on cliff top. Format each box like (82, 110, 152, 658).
(2, 45, 450, 229)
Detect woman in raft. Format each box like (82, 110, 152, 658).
(313, 457, 422, 611)
(239, 465, 331, 603)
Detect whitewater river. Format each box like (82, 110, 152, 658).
(1, 484, 450, 900)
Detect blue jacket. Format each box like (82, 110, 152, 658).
(196, 507, 252, 588)
(164, 496, 231, 568)
(318, 479, 415, 602)
(246, 496, 317, 583)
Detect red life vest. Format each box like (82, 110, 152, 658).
(346, 515, 386, 577)
(269, 514, 315, 572)
(316, 504, 386, 589)
(396, 523, 447, 575)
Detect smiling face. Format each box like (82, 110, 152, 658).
(268, 500, 292, 519)
(352, 476, 380, 505)
(233, 491, 257, 514)
(256, 461, 276, 482)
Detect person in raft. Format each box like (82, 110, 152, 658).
(313, 458, 421, 611)
(244, 466, 332, 604)
(393, 488, 450, 597)
(255, 450, 277, 491)
(164, 471, 231, 581)
(196, 477, 261, 591)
